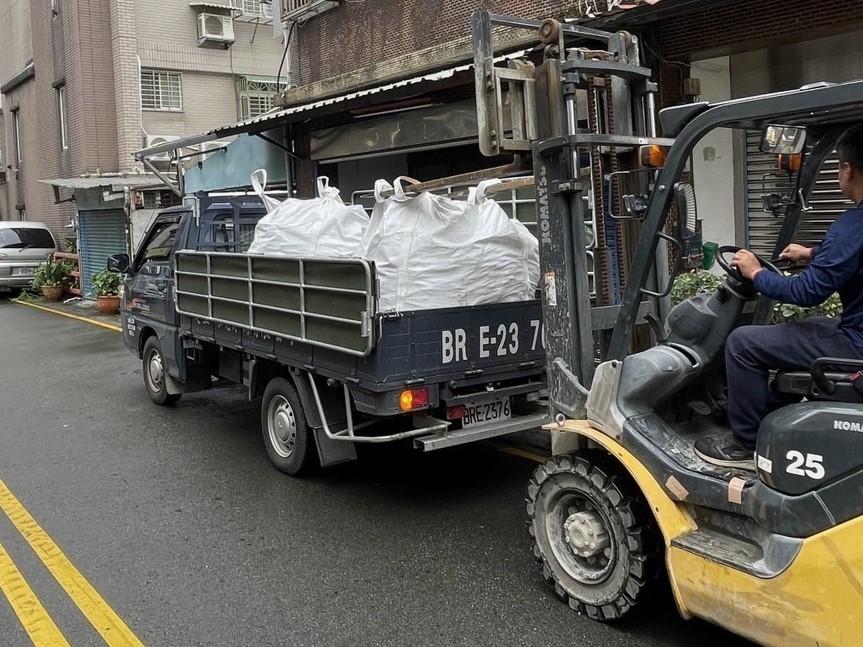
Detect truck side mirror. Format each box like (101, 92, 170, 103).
(107, 253, 130, 274)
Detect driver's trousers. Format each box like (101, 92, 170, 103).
(726, 317, 863, 448)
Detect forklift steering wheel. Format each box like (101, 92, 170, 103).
(716, 245, 783, 283)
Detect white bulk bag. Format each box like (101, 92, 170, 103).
(359, 177, 539, 311)
(248, 170, 368, 257)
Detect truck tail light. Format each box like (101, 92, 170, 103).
(446, 405, 467, 420)
(399, 388, 429, 412)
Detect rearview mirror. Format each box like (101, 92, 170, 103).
(760, 125, 806, 155)
(674, 182, 697, 239)
(107, 253, 130, 274)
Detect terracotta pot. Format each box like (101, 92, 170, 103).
(96, 295, 120, 315)
(42, 286, 64, 302)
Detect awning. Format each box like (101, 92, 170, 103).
(133, 59, 493, 160)
(579, 0, 734, 29)
(187, 2, 236, 13)
(40, 176, 166, 190)
(212, 61, 482, 138)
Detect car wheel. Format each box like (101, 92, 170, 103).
(142, 336, 181, 406)
(260, 377, 316, 476)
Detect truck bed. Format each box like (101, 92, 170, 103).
(175, 251, 545, 396)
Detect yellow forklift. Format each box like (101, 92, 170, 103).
(472, 11, 863, 645)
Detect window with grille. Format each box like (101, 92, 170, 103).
(237, 77, 285, 119)
(236, 0, 272, 18)
(141, 70, 183, 111)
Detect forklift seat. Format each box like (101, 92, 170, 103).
(773, 357, 863, 403)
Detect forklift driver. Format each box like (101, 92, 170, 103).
(695, 124, 863, 470)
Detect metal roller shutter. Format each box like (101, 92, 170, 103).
(79, 210, 127, 298)
(745, 132, 850, 255)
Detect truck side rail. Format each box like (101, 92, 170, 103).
(174, 251, 376, 357)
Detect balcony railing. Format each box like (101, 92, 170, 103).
(280, 0, 340, 22)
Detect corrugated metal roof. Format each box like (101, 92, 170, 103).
(212, 61, 479, 137)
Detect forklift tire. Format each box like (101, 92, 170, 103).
(260, 377, 317, 476)
(527, 451, 660, 621)
(142, 337, 181, 406)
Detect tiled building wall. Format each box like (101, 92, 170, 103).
(135, 0, 286, 136)
(293, 0, 580, 86)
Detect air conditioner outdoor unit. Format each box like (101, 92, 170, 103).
(280, 0, 340, 22)
(143, 134, 181, 167)
(197, 13, 235, 48)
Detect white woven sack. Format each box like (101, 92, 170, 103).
(248, 170, 368, 257)
(359, 177, 539, 311)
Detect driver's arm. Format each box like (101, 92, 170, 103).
(754, 216, 859, 306)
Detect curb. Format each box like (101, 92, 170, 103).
(13, 300, 123, 333)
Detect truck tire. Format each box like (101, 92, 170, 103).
(527, 451, 661, 621)
(142, 336, 181, 406)
(261, 377, 316, 476)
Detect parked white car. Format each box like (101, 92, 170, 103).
(0, 221, 59, 293)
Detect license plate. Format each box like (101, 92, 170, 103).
(12, 267, 35, 276)
(463, 398, 511, 428)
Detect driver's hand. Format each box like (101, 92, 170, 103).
(730, 249, 763, 280)
(780, 243, 813, 263)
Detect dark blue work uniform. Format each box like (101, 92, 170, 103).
(726, 203, 863, 448)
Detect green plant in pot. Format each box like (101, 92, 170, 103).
(31, 257, 68, 302)
(92, 268, 122, 315)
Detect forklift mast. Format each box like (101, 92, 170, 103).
(472, 10, 675, 420)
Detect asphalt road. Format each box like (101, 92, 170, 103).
(0, 297, 754, 647)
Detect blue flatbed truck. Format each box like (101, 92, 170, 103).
(110, 194, 549, 474)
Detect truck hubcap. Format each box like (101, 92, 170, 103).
(268, 396, 296, 457)
(147, 351, 164, 390)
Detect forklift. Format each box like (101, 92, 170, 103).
(472, 11, 863, 646)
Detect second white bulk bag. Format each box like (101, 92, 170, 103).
(359, 177, 539, 311)
(248, 170, 368, 257)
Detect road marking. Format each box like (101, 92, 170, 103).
(0, 539, 71, 646)
(13, 300, 122, 333)
(0, 477, 145, 647)
(498, 446, 547, 463)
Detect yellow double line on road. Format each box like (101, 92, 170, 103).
(0, 477, 144, 646)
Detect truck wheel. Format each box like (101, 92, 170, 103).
(527, 451, 660, 621)
(142, 337, 181, 406)
(261, 377, 316, 476)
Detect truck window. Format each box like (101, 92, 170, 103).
(201, 213, 258, 252)
(139, 221, 179, 265)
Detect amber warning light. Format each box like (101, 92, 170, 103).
(776, 153, 802, 173)
(399, 388, 430, 412)
(639, 145, 669, 168)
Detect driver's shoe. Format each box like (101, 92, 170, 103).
(694, 434, 755, 471)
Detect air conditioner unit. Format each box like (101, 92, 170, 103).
(280, 0, 340, 23)
(197, 13, 235, 48)
(143, 134, 181, 167)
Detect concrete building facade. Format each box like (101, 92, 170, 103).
(0, 0, 286, 269)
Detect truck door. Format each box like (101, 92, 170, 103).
(126, 215, 182, 338)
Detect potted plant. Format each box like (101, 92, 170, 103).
(92, 268, 122, 315)
(31, 257, 68, 302)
